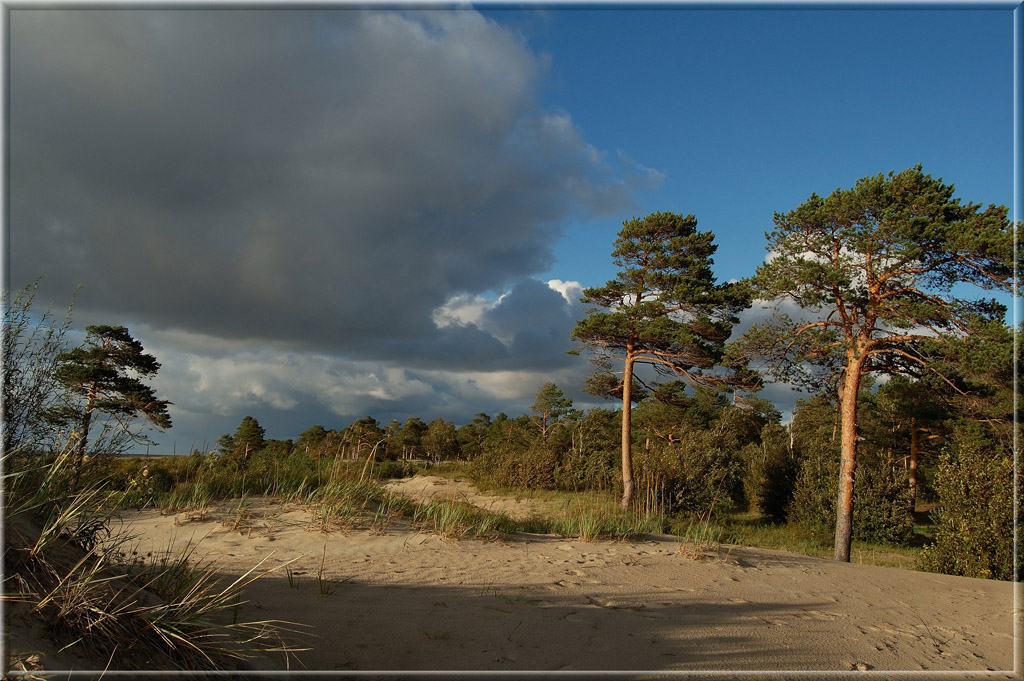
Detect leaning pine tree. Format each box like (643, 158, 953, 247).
(51, 325, 172, 467)
(571, 211, 751, 509)
(736, 166, 1015, 562)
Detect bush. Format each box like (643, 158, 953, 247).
(851, 458, 913, 545)
(472, 442, 558, 490)
(741, 423, 797, 522)
(375, 459, 419, 480)
(554, 410, 619, 492)
(787, 437, 839, 535)
(918, 427, 1018, 580)
(634, 431, 741, 518)
(788, 439, 914, 545)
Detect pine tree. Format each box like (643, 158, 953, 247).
(51, 325, 171, 466)
(737, 166, 1014, 561)
(232, 416, 266, 458)
(572, 211, 750, 508)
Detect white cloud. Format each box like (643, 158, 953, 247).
(546, 278, 584, 305)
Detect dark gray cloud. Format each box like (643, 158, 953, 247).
(10, 9, 651, 367)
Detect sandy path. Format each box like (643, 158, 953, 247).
(98, 497, 1019, 676)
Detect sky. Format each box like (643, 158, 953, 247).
(6, 4, 1016, 453)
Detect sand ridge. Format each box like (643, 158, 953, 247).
(96, 483, 1019, 676)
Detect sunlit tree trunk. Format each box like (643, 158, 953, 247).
(834, 349, 865, 562)
(620, 347, 636, 509)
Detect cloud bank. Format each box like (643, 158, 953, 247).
(10, 9, 657, 445)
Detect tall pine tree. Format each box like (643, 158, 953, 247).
(572, 212, 750, 508)
(737, 166, 1014, 561)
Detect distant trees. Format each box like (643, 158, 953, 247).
(738, 166, 1015, 561)
(398, 417, 429, 460)
(50, 325, 172, 467)
(422, 418, 461, 462)
(572, 211, 751, 508)
(457, 413, 491, 460)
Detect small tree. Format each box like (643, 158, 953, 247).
(51, 325, 171, 467)
(216, 433, 237, 457)
(738, 166, 1014, 561)
(530, 383, 576, 442)
(874, 375, 946, 507)
(233, 416, 266, 458)
(572, 211, 750, 508)
(296, 425, 329, 454)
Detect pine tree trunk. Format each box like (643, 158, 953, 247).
(75, 408, 92, 467)
(834, 357, 864, 562)
(908, 417, 920, 510)
(620, 350, 636, 510)
(73, 381, 98, 476)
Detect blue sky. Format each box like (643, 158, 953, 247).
(8, 5, 1016, 452)
(516, 8, 1014, 287)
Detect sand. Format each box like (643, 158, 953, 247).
(8, 477, 1019, 678)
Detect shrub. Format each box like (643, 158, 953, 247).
(788, 438, 914, 545)
(851, 458, 913, 545)
(375, 459, 419, 480)
(634, 430, 741, 518)
(472, 442, 558, 490)
(787, 437, 839, 535)
(741, 422, 797, 522)
(918, 427, 1018, 580)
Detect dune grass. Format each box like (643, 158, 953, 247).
(106, 453, 924, 569)
(419, 464, 926, 569)
(2, 449, 308, 671)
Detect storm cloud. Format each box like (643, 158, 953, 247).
(9, 8, 658, 445)
(11, 9, 648, 358)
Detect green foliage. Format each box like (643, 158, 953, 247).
(572, 211, 750, 387)
(787, 436, 839, 536)
(472, 441, 557, 490)
(374, 459, 419, 480)
(422, 418, 461, 462)
(530, 382, 577, 442)
(786, 396, 916, 545)
(295, 425, 329, 451)
(572, 211, 752, 507)
(739, 165, 1015, 561)
(851, 457, 914, 546)
(919, 426, 1018, 580)
(342, 416, 387, 458)
(456, 413, 491, 460)
(634, 433, 740, 517)
(555, 408, 620, 492)
(216, 433, 236, 456)
(741, 423, 797, 522)
(232, 416, 266, 457)
(397, 417, 429, 459)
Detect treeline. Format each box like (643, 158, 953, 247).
(200, 356, 1015, 580)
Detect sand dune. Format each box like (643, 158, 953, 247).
(8, 475, 1018, 678)
(96, 484, 1019, 677)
